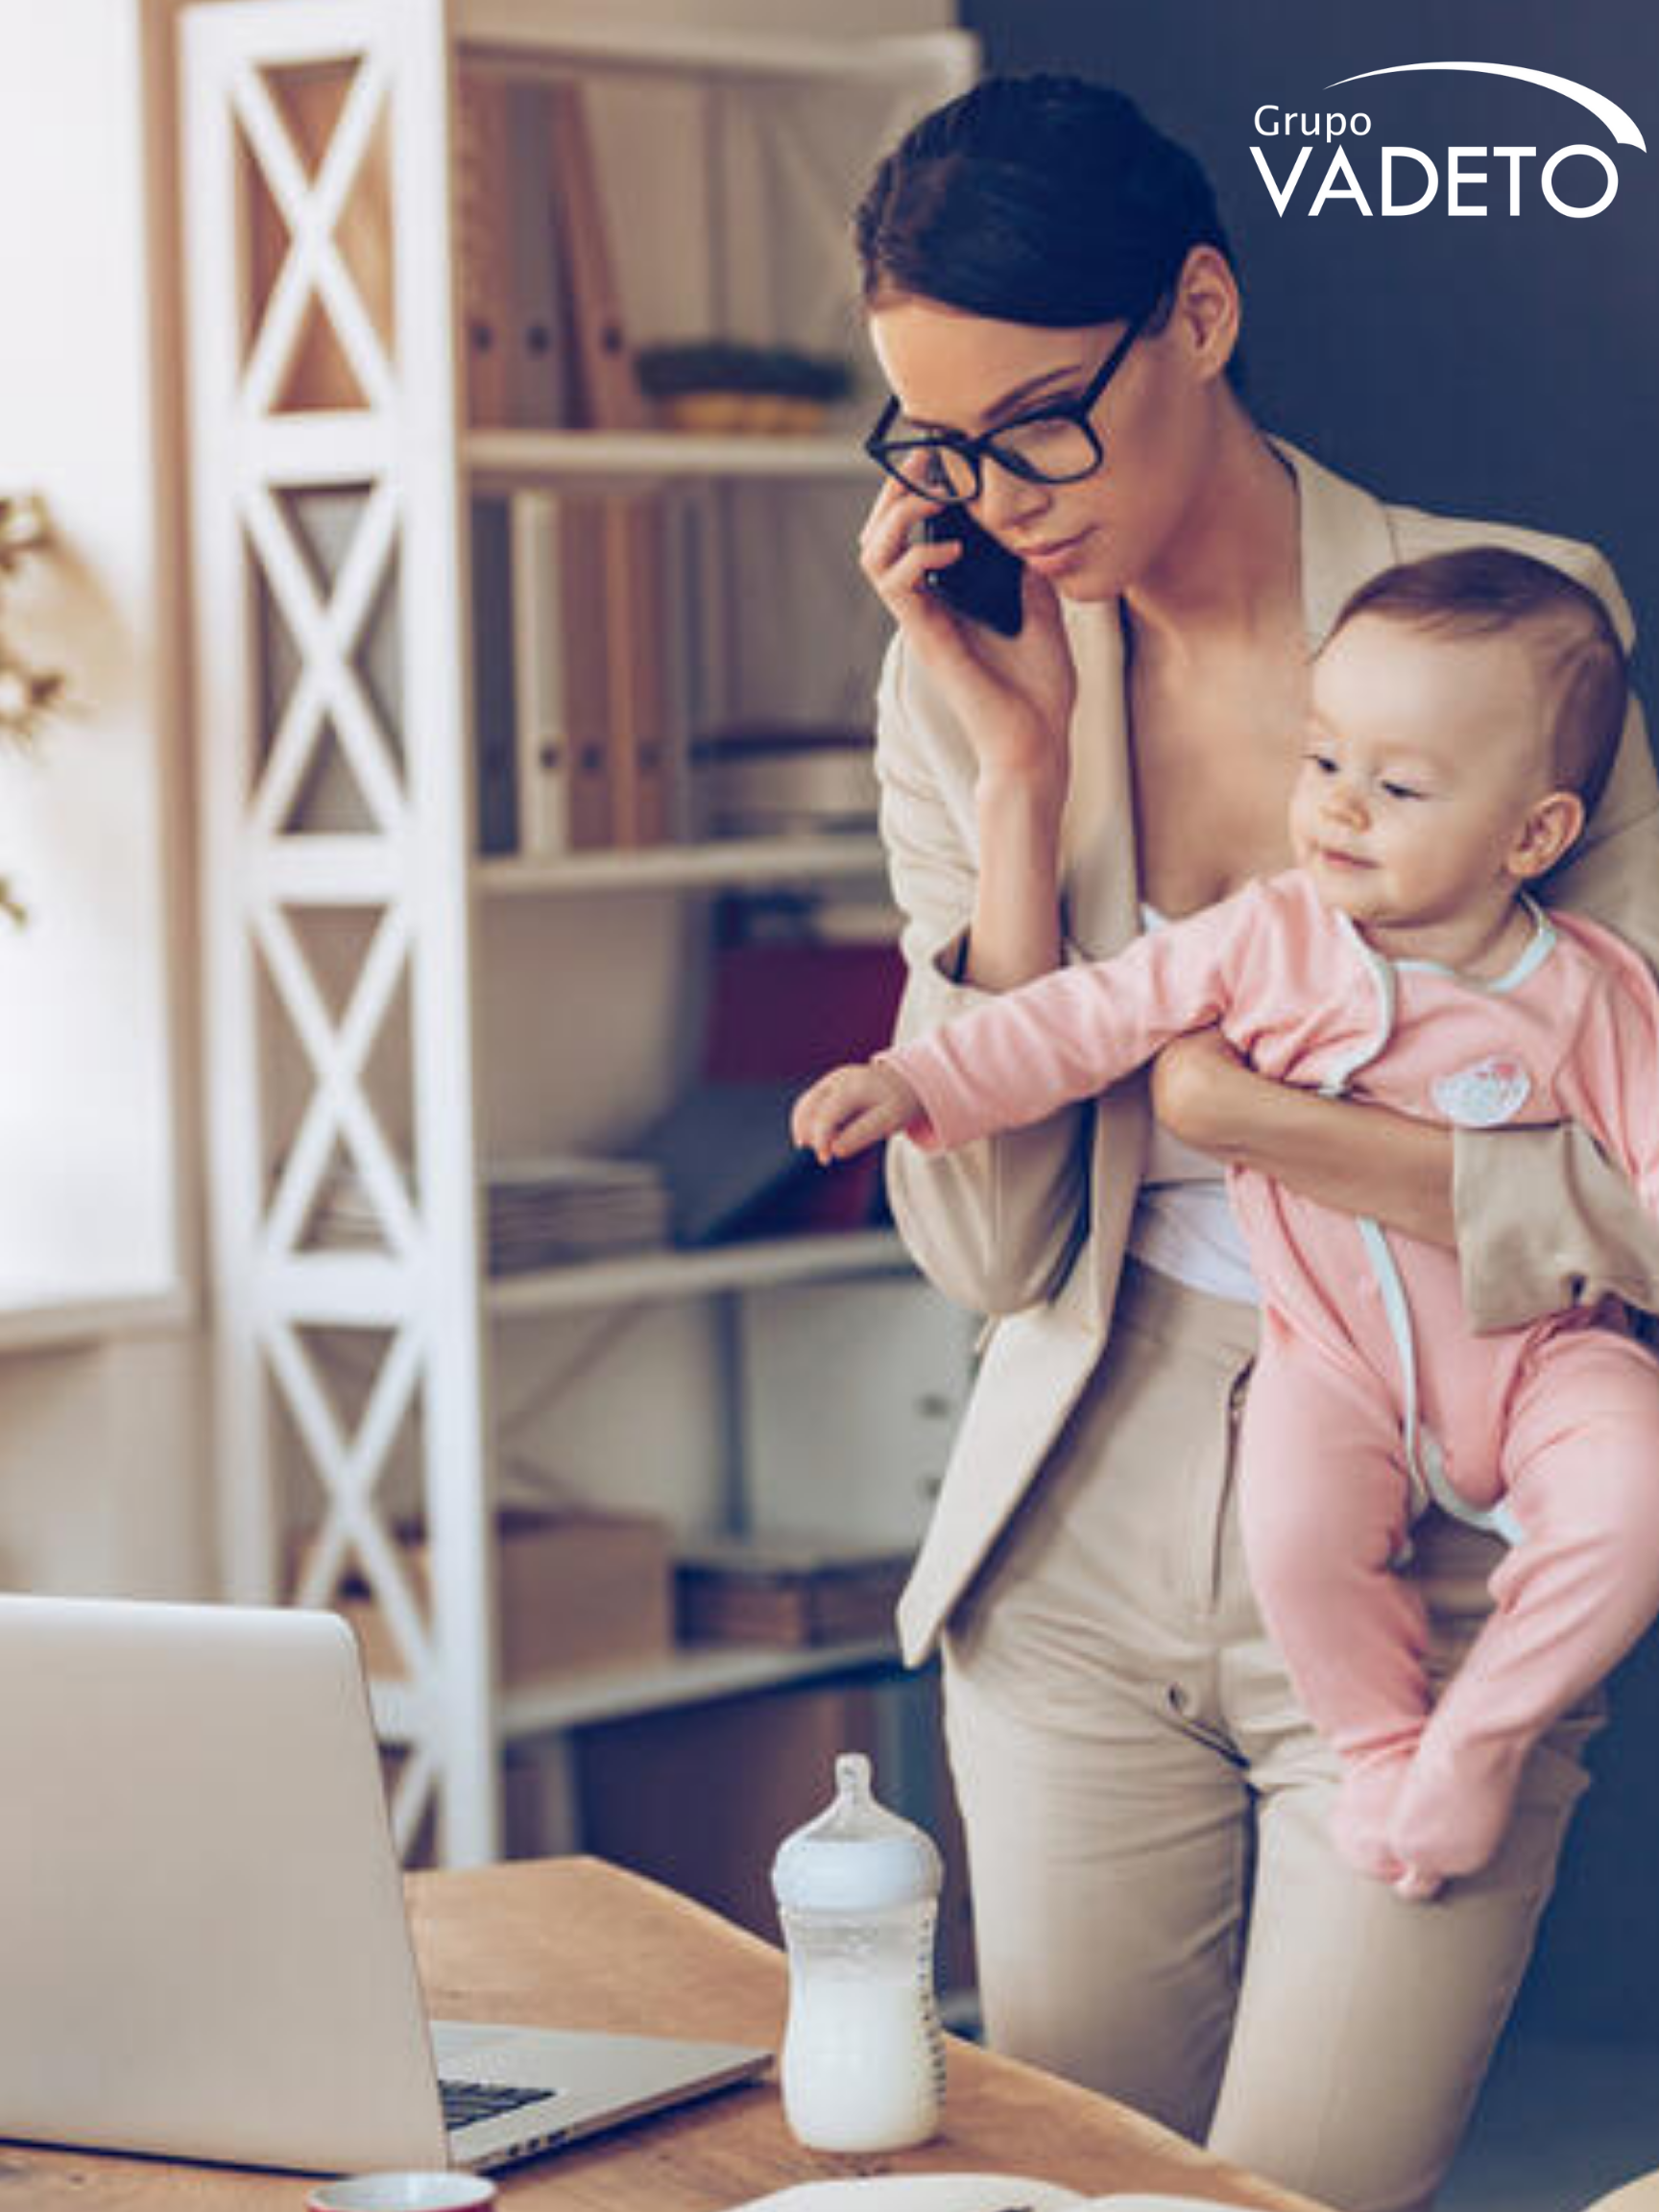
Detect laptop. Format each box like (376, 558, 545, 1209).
(0, 1593, 768, 2174)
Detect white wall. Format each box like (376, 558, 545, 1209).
(0, 0, 208, 1599)
(0, 0, 188, 1314)
(0, 1334, 211, 1599)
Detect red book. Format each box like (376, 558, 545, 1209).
(702, 943, 906, 1234)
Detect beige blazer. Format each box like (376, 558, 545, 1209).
(880, 436, 1659, 1665)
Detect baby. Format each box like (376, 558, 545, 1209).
(794, 544, 1659, 1901)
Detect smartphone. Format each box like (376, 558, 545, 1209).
(921, 508, 1025, 637)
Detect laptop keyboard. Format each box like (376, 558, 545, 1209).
(441, 2077, 558, 2131)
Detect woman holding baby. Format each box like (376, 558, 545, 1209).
(837, 72, 1659, 2212)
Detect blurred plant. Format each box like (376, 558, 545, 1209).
(0, 493, 67, 925)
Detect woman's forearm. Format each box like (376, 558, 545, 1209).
(1155, 1037, 1457, 1248)
(1229, 1086, 1456, 1247)
(960, 771, 1067, 992)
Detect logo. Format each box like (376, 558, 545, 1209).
(1431, 1056, 1533, 1128)
(1252, 61, 1646, 219)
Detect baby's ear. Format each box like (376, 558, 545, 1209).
(1509, 789, 1584, 881)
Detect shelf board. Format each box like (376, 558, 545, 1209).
(487, 1229, 911, 1316)
(370, 1633, 902, 1743)
(255, 1232, 912, 1325)
(455, 12, 974, 89)
(498, 1635, 902, 1739)
(476, 833, 888, 896)
(467, 427, 870, 486)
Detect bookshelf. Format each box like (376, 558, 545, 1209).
(181, 0, 977, 1864)
(365, 1633, 901, 1746)
(485, 1228, 910, 1318)
(476, 830, 888, 896)
(467, 428, 871, 485)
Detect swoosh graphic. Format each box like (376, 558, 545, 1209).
(1325, 61, 1647, 152)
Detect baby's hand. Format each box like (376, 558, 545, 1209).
(791, 1061, 923, 1166)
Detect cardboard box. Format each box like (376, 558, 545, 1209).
(318, 1508, 673, 1686)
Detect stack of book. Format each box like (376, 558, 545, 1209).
(686, 724, 879, 840)
(483, 1155, 672, 1273)
(308, 1156, 671, 1274)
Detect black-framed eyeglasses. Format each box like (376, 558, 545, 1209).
(864, 311, 1148, 505)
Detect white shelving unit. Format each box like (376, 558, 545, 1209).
(467, 428, 870, 484)
(181, 0, 976, 1865)
(475, 830, 889, 897)
(487, 1230, 910, 1319)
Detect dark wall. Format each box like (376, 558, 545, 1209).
(953, 2, 1659, 2043)
(956, 0, 1659, 697)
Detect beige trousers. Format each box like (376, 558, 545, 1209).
(942, 1260, 1600, 2212)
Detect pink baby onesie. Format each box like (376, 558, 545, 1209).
(881, 868, 1659, 1887)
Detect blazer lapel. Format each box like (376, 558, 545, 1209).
(1046, 597, 1146, 1336)
(1273, 434, 1401, 649)
(1058, 594, 1139, 959)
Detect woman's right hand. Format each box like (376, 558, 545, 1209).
(859, 479, 1077, 798)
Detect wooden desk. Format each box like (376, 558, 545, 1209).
(0, 1857, 1330, 2209)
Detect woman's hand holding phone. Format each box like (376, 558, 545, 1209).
(859, 479, 1076, 804)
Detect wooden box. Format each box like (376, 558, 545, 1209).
(323, 1508, 673, 1685)
(675, 1534, 911, 1648)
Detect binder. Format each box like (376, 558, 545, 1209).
(545, 79, 647, 430)
(509, 491, 571, 855)
(556, 493, 615, 848)
(502, 84, 572, 426)
(602, 494, 675, 848)
(455, 72, 514, 426)
(662, 484, 715, 751)
(469, 495, 518, 854)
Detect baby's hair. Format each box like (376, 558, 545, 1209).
(1331, 546, 1628, 828)
(853, 73, 1245, 391)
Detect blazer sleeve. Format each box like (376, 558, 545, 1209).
(1451, 544, 1659, 1329)
(873, 634, 1095, 1317)
(1548, 936, 1659, 1220)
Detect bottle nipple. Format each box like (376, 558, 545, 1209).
(835, 1752, 872, 1805)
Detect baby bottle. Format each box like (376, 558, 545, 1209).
(770, 1751, 946, 2152)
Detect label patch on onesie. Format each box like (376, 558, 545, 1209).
(1431, 1054, 1533, 1127)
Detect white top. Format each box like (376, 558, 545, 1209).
(1124, 904, 1261, 1306)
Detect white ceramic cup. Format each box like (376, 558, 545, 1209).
(305, 2175, 497, 2212)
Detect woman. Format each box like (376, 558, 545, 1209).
(854, 74, 1659, 2212)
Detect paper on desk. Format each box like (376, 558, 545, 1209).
(727, 2182, 1081, 2212)
(729, 2178, 1258, 2212)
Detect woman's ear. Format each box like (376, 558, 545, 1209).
(1169, 245, 1240, 384)
(1509, 789, 1585, 881)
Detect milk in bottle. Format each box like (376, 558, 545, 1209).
(771, 1752, 945, 2152)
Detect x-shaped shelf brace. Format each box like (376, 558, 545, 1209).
(253, 894, 418, 1266)
(242, 476, 407, 844)
(230, 48, 396, 420)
